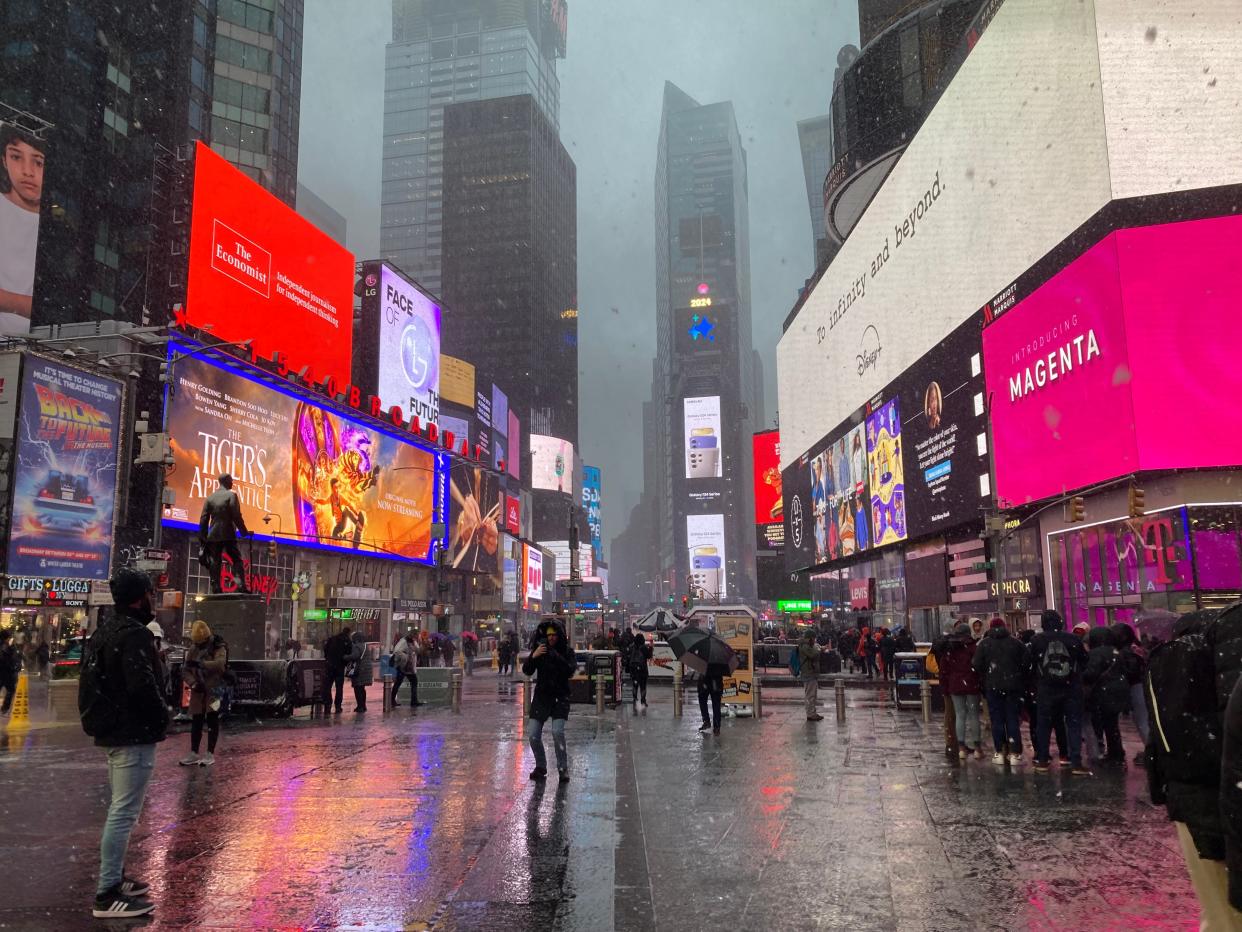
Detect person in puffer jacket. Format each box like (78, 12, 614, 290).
(972, 617, 1027, 765)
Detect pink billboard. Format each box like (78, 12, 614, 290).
(984, 213, 1242, 506)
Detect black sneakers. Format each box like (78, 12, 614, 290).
(529, 767, 547, 781)
(92, 886, 154, 919)
(558, 769, 570, 784)
(119, 876, 149, 897)
(698, 722, 711, 732)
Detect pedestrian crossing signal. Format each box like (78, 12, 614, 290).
(1068, 496, 1086, 522)
(1128, 486, 1145, 518)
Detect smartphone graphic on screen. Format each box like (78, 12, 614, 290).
(690, 546, 722, 597)
(687, 428, 720, 478)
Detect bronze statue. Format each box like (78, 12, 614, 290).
(198, 474, 253, 594)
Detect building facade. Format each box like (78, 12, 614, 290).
(380, 0, 564, 297)
(652, 82, 758, 603)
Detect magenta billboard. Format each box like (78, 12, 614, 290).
(983, 213, 1242, 506)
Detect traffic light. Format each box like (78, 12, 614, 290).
(267, 539, 277, 559)
(681, 595, 689, 611)
(1068, 496, 1086, 522)
(1128, 485, 1146, 518)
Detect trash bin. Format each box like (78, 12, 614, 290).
(893, 652, 926, 709)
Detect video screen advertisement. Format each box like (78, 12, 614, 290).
(983, 213, 1242, 506)
(447, 461, 502, 577)
(185, 143, 354, 387)
(530, 434, 574, 493)
(5, 358, 122, 578)
(752, 429, 783, 550)
(523, 543, 543, 608)
(162, 348, 442, 563)
(0, 122, 46, 337)
(582, 465, 602, 560)
(809, 421, 870, 564)
(865, 398, 908, 547)
(683, 395, 723, 479)
(780, 454, 815, 572)
(686, 513, 727, 599)
(490, 385, 508, 472)
(358, 262, 441, 426)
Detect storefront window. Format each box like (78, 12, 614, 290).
(1191, 506, 1242, 611)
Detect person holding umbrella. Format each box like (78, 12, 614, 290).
(667, 624, 739, 737)
(522, 618, 574, 784)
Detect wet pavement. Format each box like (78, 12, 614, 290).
(0, 676, 1198, 930)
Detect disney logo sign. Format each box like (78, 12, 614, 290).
(856, 324, 882, 378)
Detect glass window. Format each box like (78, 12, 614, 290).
(431, 39, 454, 61)
(456, 35, 480, 56)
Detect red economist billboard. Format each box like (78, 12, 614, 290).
(752, 429, 782, 550)
(185, 142, 354, 387)
(983, 213, 1242, 506)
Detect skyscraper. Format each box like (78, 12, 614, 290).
(0, 0, 305, 328)
(796, 114, 836, 269)
(652, 82, 757, 602)
(381, 0, 565, 297)
(439, 93, 577, 475)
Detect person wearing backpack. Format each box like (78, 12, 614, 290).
(348, 630, 373, 713)
(972, 617, 1027, 765)
(1111, 622, 1150, 763)
(179, 621, 229, 767)
(628, 628, 652, 709)
(79, 569, 168, 920)
(1146, 607, 1242, 929)
(1083, 625, 1130, 765)
(1028, 610, 1090, 775)
(798, 629, 824, 721)
(0, 629, 19, 714)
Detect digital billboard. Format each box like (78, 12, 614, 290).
(438, 413, 471, 449)
(507, 410, 520, 480)
(504, 494, 521, 537)
(491, 385, 508, 472)
(752, 430, 782, 550)
(683, 396, 722, 479)
(676, 306, 726, 355)
(163, 348, 441, 563)
(781, 454, 815, 572)
(0, 122, 46, 337)
(582, 465, 602, 560)
(809, 421, 869, 564)
(448, 462, 502, 576)
(186, 143, 354, 386)
(899, 314, 989, 538)
(439, 355, 475, 409)
(686, 513, 727, 599)
(984, 213, 1242, 506)
(502, 534, 520, 605)
(531, 434, 574, 493)
(538, 540, 594, 580)
(6, 358, 122, 579)
(367, 263, 441, 426)
(523, 543, 543, 607)
(865, 399, 907, 547)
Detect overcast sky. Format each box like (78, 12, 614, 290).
(298, 0, 859, 559)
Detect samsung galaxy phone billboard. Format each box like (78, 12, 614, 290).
(683, 396, 722, 479)
(686, 513, 727, 599)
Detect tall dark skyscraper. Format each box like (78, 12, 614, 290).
(439, 93, 578, 471)
(0, 0, 305, 329)
(646, 81, 757, 602)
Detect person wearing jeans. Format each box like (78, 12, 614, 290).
(697, 671, 724, 735)
(973, 618, 1028, 765)
(522, 620, 574, 784)
(937, 621, 982, 759)
(81, 569, 169, 919)
(1028, 610, 1090, 774)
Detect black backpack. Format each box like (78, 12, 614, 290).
(1040, 637, 1074, 682)
(1093, 649, 1132, 714)
(1146, 626, 1220, 778)
(628, 638, 648, 672)
(78, 626, 122, 738)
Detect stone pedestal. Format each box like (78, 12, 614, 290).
(193, 594, 267, 659)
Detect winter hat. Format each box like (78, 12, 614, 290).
(1040, 610, 1064, 632)
(110, 568, 153, 606)
(989, 617, 1006, 629)
(1072, 622, 1090, 635)
(190, 620, 212, 644)
(953, 621, 972, 636)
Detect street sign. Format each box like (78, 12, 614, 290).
(135, 558, 168, 573)
(143, 548, 173, 562)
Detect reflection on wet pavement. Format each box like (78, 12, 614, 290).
(0, 679, 1196, 930)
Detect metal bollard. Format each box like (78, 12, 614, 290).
(672, 663, 683, 718)
(835, 675, 847, 723)
(752, 675, 763, 720)
(382, 674, 395, 713)
(523, 674, 533, 718)
(451, 672, 462, 713)
(595, 674, 605, 713)
(920, 678, 932, 724)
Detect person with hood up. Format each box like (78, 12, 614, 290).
(179, 621, 229, 767)
(972, 617, 1027, 765)
(893, 627, 916, 654)
(1083, 625, 1130, 765)
(391, 631, 421, 707)
(879, 628, 896, 681)
(497, 630, 514, 677)
(322, 626, 353, 713)
(940, 621, 983, 759)
(347, 630, 373, 713)
(1028, 610, 1090, 775)
(970, 618, 985, 642)
(522, 619, 574, 783)
(627, 626, 653, 710)
(798, 628, 824, 722)
(863, 627, 880, 679)
(1111, 622, 1150, 763)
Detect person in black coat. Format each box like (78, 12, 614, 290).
(879, 629, 897, 681)
(1111, 622, 1150, 762)
(894, 628, 916, 654)
(322, 627, 353, 713)
(522, 619, 575, 783)
(1027, 610, 1090, 773)
(972, 617, 1027, 763)
(1147, 607, 1242, 928)
(627, 627, 653, 709)
(1083, 625, 1129, 764)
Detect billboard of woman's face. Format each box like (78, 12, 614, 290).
(924, 381, 942, 429)
(0, 123, 47, 333)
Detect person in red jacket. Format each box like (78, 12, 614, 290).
(940, 621, 983, 759)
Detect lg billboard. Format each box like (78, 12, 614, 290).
(357, 261, 441, 426)
(186, 143, 355, 387)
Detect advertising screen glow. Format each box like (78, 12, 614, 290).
(163, 348, 440, 563)
(752, 430, 782, 550)
(0, 122, 46, 336)
(582, 465, 602, 560)
(186, 143, 354, 386)
(984, 214, 1242, 505)
(683, 396, 722, 479)
(6, 358, 121, 578)
(686, 513, 727, 599)
(524, 544, 543, 606)
(374, 264, 441, 425)
(448, 462, 502, 577)
(865, 399, 907, 547)
(530, 434, 574, 493)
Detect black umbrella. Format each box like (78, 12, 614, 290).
(666, 625, 738, 676)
